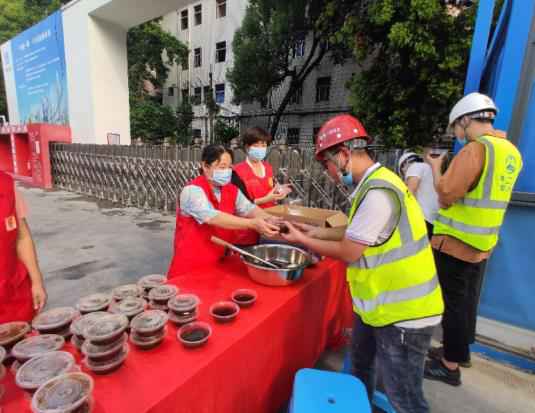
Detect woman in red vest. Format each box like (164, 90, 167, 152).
(232, 127, 292, 245)
(167, 144, 280, 279)
(0, 171, 47, 323)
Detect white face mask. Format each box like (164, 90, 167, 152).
(211, 168, 232, 186)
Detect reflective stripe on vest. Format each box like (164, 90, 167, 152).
(352, 274, 439, 313)
(434, 135, 523, 250)
(347, 169, 443, 326)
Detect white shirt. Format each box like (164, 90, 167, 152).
(345, 163, 441, 329)
(405, 162, 439, 224)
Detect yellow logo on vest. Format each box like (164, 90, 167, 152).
(500, 155, 518, 192)
(5, 215, 17, 232)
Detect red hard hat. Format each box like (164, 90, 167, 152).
(315, 114, 371, 160)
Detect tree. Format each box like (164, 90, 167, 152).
(337, 0, 476, 148)
(228, 0, 351, 139)
(130, 99, 178, 144)
(214, 119, 239, 145)
(127, 20, 188, 102)
(176, 100, 194, 145)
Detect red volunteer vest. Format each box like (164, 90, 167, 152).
(0, 171, 34, 323)
(167, 175, 239, 279)
(233, 161, 275, 245)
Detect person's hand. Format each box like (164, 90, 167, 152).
(424, 151, 447, 170)
(280, 221, 307, 244)
(267, 186, 288, 202)
(251, 217, 280, 237)
(292, 222, 321, 238)
(31, 281, 47, 312)
(265, 216, 284, 226)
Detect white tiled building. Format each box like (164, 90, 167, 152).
(161, 1, 357, 144)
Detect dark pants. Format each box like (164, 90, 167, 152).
(433, 249, 485, 362)
(425, 221, 434, 240)
(350, 315, 434, 413)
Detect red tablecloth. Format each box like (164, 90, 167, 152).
(3, 257, 353, 413)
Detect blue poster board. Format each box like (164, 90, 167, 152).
(9, 11, 68, 124)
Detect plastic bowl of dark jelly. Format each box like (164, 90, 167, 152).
(32, 307, 78, 335)
(83, 345, 128, 375)
(168, 294, 200, 316)
(0, 321, 31, 349)
(209, 301, 240, 323)
(31, 372, 93, 413)
(83, 314, 129, 345)
(148, 285, 178, 306)
(231, 289, 258, 308)
(130, 327, 167, 350)
(178, 322, 212, 348)
(130, 310, 168, 338)
(82, 333, 127, 363)
(12, 334, 65, 363)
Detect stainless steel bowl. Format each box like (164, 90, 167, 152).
(241, 244, 312, 287)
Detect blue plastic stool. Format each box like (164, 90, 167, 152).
(290, 368, 371, 413)
(342, 352, 396, 413)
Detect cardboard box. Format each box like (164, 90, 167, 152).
(265, 205, 348, 241)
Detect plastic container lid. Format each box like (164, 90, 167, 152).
(112, 284, 143, 301)
(130, 327, 167, 349)
(71, 334, 84, 351)
(12, 335, 65, 362)
(148, 285, 178, 302)
(83, 314, 128, 343)
(168, 310, 197, 325)
(109, 297, 147, 318)
(16, 351, 76, 391)
(76, 294, 112, 313)
(168, 294, 200, 313)
(31, 372, 93, 413)
(81, 333, 127, 358)
(0, 321, 31, 347)
(70, 312, 109, 338)
(137, 274, 167, 289)
(130, 310, 168, 334)
(83, 344, 128, 373)
(32, 307, 78, 331)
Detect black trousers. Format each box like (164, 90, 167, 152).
(433, 249, 485, 363)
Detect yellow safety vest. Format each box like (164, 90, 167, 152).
(347, 167, 444, 327)
(434, 135, 523, 251)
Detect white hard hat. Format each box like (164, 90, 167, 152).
(448, 92, 497, 126)
(397, 152, 419, 174)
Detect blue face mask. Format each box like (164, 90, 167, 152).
(211, 168, 232, 186)
(248, 147, 267, 161)
(456, 136, 467, 146)
(341, 172, 354, 187)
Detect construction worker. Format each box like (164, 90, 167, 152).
(0, 171, 47, 323)
(281, 114, 444, 413)
(424, 93, 523, 386)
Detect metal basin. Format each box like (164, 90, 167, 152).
(241, 244, 312, 287)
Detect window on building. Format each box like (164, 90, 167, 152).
(194, 4, 202, 25)
(168, 87, 174, 97)
(216, 0, 226, 18)
(192, 129, 202, 138)
(193, 87, 202, 105)
(181, 88, 189, 103)
(289, 86, 303, 105)
(294, 38, 306, 58)
(194, 48, 202, 67)
(203, 86, 211, 103)
(215, 41, 226, 63)
(215, 83, 225, 104)
(287, 128, 300, 145)
(316, 77, 331, 102)
(180, 9, 188, 30)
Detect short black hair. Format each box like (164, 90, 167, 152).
(200, 144, 233, 174)
(241, 127, 273, 147)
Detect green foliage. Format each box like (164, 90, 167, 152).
(228, 0, 351, 137)
(127, 21, 188, 101)
(176, 100, 194, 145)
(214, 119, 239, 145)
(130, 99, 177, 144)
(339, 0, 477, 148)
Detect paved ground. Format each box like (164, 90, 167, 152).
(20, 186, 535, 413)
